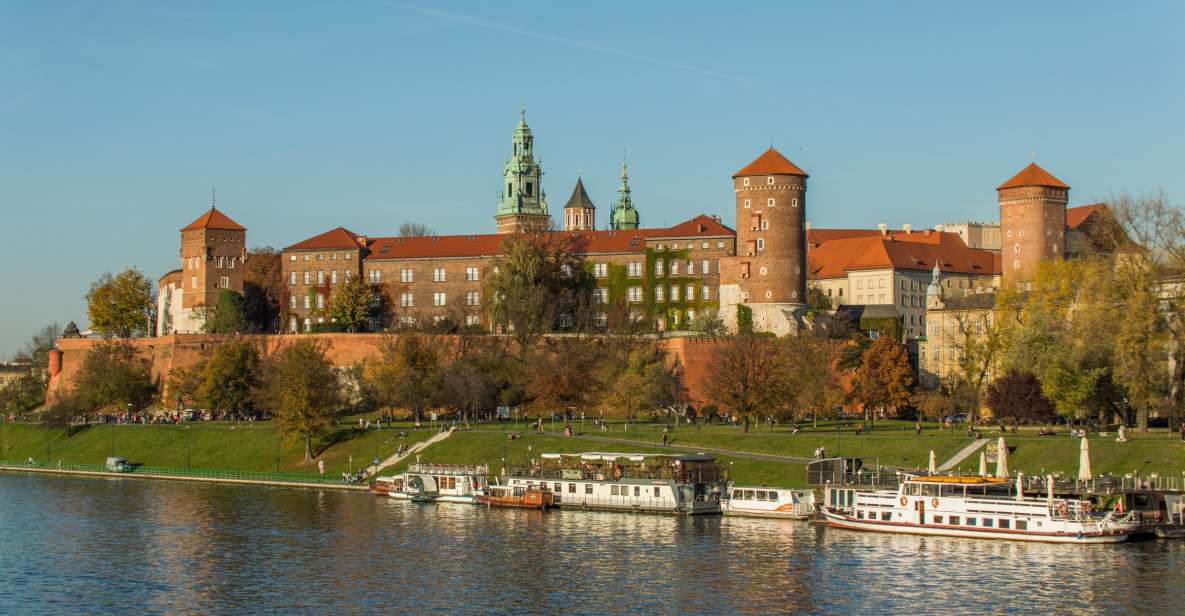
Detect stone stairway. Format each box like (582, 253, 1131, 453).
(937, 439, 987, 471)
(366, 428, 455, 475)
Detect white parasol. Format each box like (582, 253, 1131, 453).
(978, 450, 987, 477)
(996, 437, 1009, 477)
(928, 450, 937, 474)
(1078, 436, 1092, 481)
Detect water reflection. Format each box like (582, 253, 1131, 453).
(0, 475, 1181, 615)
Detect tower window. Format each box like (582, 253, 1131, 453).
(757, 238, 765, 250)
(767, 177, 775, 185)
(526, 182, 534, 197)
(768, 198, 775, 207)
(508, 182, 513, 196)
(744, 199, 751, 209)
(792, 198, 798, 207)
(743, 178, 750, 187)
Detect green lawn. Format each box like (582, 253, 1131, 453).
(0, 422, 433, 476)
(999, 433, 1185, 479)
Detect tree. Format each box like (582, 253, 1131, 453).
(985, 370, 1056, 426)
(706, 336, 789, 432)
(41, 394, 87, 436)
(688, 309, 727, 336)
(851, 337, 914, 426)
(912, 388, 954, 422)
(13, 323, 62, 366)
(398, 222, 436, 237)
(257, 339, 342, 462)
(527, 337, 604, 418)
(599, 343, 679, 422)
(0, 371, 47, 414)
(328, 274, 374, 332)
(244, 247, 283, 333)
(807, 284, 833, 312)
(362, 333, 441, 421)
(86, 269, 153, 337)
(71, 340, 156, 413)
(785, 334, 844, 426)
(199, 290, 248, 334)
(197, 339, 261, 417)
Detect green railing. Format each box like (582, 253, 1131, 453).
(0, 459, 352, 486)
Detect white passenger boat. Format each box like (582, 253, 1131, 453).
(723, 486, 816, 519)
(821, 474, 1139, 544)
(389, 464, 488, 504)
(504, 452, 727, 515)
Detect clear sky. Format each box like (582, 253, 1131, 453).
(1, 1, 1183, 357)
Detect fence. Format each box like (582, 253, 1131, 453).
(0, 459, 349, 486)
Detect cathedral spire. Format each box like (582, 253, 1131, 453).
(610, 156, 639, 230)
(495, 110, 551, 233)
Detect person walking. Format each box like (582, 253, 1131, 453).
(661, 427, 669, 447)
(915, 421, 923, 436)
(1179, 421, 1185, 442)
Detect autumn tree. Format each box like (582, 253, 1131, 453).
(199, 290, 248, 334)
(985, 370, 1056, 426)
(197, 338, 261, 417)
(244, 247, 283, 333)
(850, 336, 914, 427)
(328, 274, 374, 332)
(599, 342, 680, 423)
(785, 334, 844, 426)
(86, 269, 154, 338)
(706, 335, 789, 432)
(362, 333, 441, 421)
(526, 337, 603, 419)
(257, 339, 342, 462)
(71, 340, 156, 412)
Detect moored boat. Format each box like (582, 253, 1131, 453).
(389, 464, 488, 504)
(821, 473, 1139, 544)
(368, 475, 403, 496)
(476, 485, 554, 510)
(723, 486, 815, 519)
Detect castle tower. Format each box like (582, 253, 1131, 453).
(160, 205, 246, 334)
(609, 160, 640, 230)
(495, 110, 550, 233)
(718, 147, 808, 335)
(563, 176, 596, 231)
(997, 162, 1069, 281)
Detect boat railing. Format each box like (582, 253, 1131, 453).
(508, 466, 720, 484)
(409, 463, 489, 476)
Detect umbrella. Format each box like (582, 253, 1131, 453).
(928, 450, 937, 474)
(1078, 436, 1092, 481)
(1016, 472, 1024, 501)
(996, 437, 1009, 477)
(978, 451, 987, 477)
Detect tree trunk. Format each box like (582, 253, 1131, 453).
(304, 434, 313, 462)
(1137, 406, 1149, 434)
(743, 415, 750, 433)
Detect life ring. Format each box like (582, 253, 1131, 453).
(930, 498, 939, 508)
(899, 496, 908, 506)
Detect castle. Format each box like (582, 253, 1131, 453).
(155, 112, 1108, 343)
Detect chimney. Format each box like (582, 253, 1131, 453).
(711, 215, 720, 223)
(878, 223, 887, 236)
(903, 223, 912, 235)
(924, 229, 932, 237)
(934, 224, 945, 233)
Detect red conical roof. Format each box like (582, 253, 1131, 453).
(733, 147, 808, 178)
(997, 163, 1069, 190)
(181, 207, 246, 232)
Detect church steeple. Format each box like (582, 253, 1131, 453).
(495, 109, 551, 233)
(609, 158, 640, 231)
(563, 176, 596, 231)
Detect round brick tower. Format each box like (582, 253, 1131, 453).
(997, 162, 1069, 282)
(732, 147, 808, 306)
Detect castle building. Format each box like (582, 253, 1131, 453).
(998, 162, 1069, 281)
(156, 207, 247, 335)
(719, 147, 809, 335)
(494, 111, 550, 234)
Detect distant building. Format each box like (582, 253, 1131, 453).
(156, 207, 247, 335)
(942, 221, 1001, 252)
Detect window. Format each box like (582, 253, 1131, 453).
(217, 276, 228, 288)
(999, 519, 1011, 529)
(933, 515, 944, 524)
(702, 260, 709, 275)
(948, 516, 960, 526)
(400, 293, 413, 307)
(701, 242, 709, 249)
(191, 276, 197, 289)
(289, 255, 296, 262)
(289, 317, 297, 332)
(303, 318, 311, 331)
(289, 272, 297, 285)
(317, 271, 325, 285)
(686, 285, 695, 301)
(465, 315, 480, 326)
(400, 316, 415, 326)
(656, 286, 665, 302)
(229, 257, 235, 269)
(568, 483, 576, 493)
(466, 266, 480, 281)
(792, 198, 798, 207)
(289, 295, 297, 309)
(633, 486, 640, 497)
(655, 260, 664, 276)
(857, 280, 864, 290)
(303, 255, 310, 261)
(585, 484, 593, 494)
(303, 271, 311, 285)
(433, 268, 446, 282)
(756, 239, 765, 250)
(767, 198, 775, 207)
(400, 268, 413, 283)
(670, 286, 679, 302)
(743, 178, 750, 186)
(715, 260, 720, 273)
(316, 254, 324, 261)
(670, 261, 679, 276)
(627, 287, 642, 303)
(687, 260, 695, 275)
(1016, 520, 1028, 530)
(982, 518, 994, 528)
(368, 270, 381, 284)
(717, 241, 724, 249)
(433, 292, 446, 307)
(595, 288, 608, 304)
(654, 487, 661, 497)
(627, 262, 642, 277)
(303, 295, 311, 309)
(331, 271, 338, 284)
(316, 293, 324, 309)
(702, 286, 710, 300)
(217, 256, 225, 268)
(593, 263, 607, 278)
(743, 199, 751, 209)
(466, 291, 480, 306)
(761, 220, 770, 230)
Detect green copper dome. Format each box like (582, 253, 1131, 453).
(609, 159, 639, 230)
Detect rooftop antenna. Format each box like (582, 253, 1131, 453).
(211, 186, 216, 209)
(770, 136, 774, 148)
(1031, 149, 1037, 162)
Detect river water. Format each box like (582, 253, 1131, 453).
(1, 474, 1182, 615)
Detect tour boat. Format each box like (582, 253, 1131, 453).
(821, 474, 1139, 544)
(389, 464, 488, 504)
(723, 486, 816, 519)
(368, 476, 402, 496)
(503, 452, 727, 515)
(476, 485, 555, 510)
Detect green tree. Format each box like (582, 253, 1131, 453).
(72, 340, 156, 412)
(527, 337, 604, 418)
(363, 333, 441, 421)
(688, 309, 727, 336)
(851, 336, 914, 426)
(197, 338, 261, 417)
(328, 274, 373, 332)
(0, 371, 47, 414)
(41, 394, 87, 436)
(257, 339, 342, 462)
(200, 290, 248, 334)
(807, 284, 833, 312)
(600, 343, 680, 422)
(86, 269, 154, 337)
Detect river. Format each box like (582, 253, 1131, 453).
(1, 474, 1181, 615)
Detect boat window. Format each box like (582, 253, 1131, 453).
(949, 516, 960, 525)
(923, 484, 940, 497)
(966, 517, 977, 526)
(1134, 494, 1152, 509)
(569, 483, 576, 493)
(744, 490, 754, 500)
(1016, 520, 1028, 531)
(933, 515, 944, 524)
(654, 487, 661, 497)
(881, 512, 892, 521)
(829, 489, 837, 505)
(585, 484, 593, 494)
(857, 510, 864, 519)
(999, 519, 1011, 529)
(732, 489, 741, 499)
(754, 491, 765, 501)
(611, 486, 619, 496)
(634, 486, 640, 497)
(769, 492, 780, 502)
(982, 518, 994, 528)
(554, 483, 561, 492)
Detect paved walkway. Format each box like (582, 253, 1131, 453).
(938, 439, 987, 471)
(367, 427, 455, 475)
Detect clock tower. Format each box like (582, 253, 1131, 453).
(495, 110, 551, 233)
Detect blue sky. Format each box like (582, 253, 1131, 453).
(1, 1, 1182, 357)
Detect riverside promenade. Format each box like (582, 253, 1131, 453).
(0, 460, 367, 491)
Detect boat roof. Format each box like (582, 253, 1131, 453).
(906, 474, 1011, 485)
(539, 451, 716, 462)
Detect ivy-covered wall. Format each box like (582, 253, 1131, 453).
(596, 248, 719, 329)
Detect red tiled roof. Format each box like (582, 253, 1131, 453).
(808, 232, 1000, 279)
(285, 227, 364, 251)
(808, 227, 950, 248)
(1066, 203, 1107, 230)
(650, 214, 735, 238)
(997, 163, 1069, 190)
(181, 207, 246, 232)
(733, 147, 808, 178)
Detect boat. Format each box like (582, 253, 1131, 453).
(723, 486, 816, 519)
(476, 484, 555, 510)
(368, 475, 403, 496)
(502, 452, 727, 515)
(820, 473, 1139, 544)
(389, 464, 488, 504)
